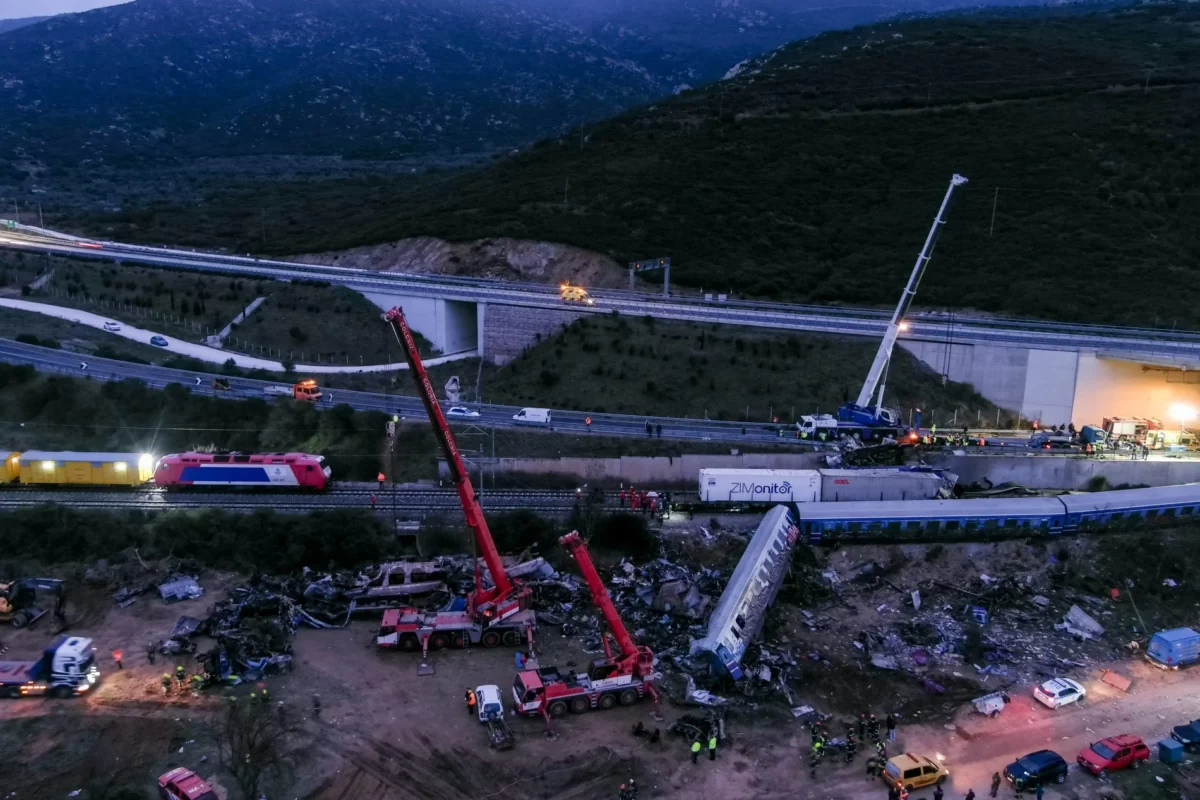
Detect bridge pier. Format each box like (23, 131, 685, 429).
(902, 341, 1200, 427)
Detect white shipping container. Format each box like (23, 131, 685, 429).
(817, 469, 943, 502)
(698, 469, 821, 503)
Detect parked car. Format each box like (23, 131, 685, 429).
(883, 753, 949, 791)
(150, 335, 169, 347)
(1077, 734, 1151, 778)
(1004, 750, 1069, 790)
(474, 683, 504, 723)
(1034, 678, 1086, 709)
(102, 321, 121, 332)
(158, 767, 218, 800)
(447, 406, 481, 419)
(1172, 719, 1200, 752)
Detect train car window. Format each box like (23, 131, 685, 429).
(234, 455, 250, 463)
(945, 520, 960, 531)
(983, 519, 999, 530)
(1183, 507, 1195, 516)
(887, 521, 902, 532)
(1163, 508, 1176, 518)
(1144, 509, 1157, 519)
(866, 521, 882, 532)
(906, 521, 922, 532)
(802, 522, 813, 534)
(214, 455, 230, 463)
(848, 522, 862, 533)
(1109, 512, 1124, 521)
(965, 520, 979, 531)
(1003, 519, 1018, 529)
(926, 521, 940, 533)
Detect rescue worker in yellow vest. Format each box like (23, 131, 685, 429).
(708, 733, 717, 760)
(161, 673, 172, 696)
(466, 687, 477, 717)
(175, 664, 186, 689)
(190, 674, 204, 697)
(690, 738, 702, 764)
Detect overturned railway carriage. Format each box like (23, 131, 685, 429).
(690, 504, 801, 679)
(153, 452, 331, 490)
(795, 483, 1200, 542)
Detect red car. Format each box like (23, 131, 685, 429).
(158, 768, 218, 800)
(1077, 734, 1151, 778)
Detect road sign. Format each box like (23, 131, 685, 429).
(629, 257, 670, 273)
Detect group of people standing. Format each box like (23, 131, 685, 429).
(618, 487, 668, 515)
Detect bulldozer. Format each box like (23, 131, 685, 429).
(0, 578, 66, 629)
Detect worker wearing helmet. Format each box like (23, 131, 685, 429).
(466, 687, 477, 717)
(161, 673, 172, 696)
(690, 737, 701, 764)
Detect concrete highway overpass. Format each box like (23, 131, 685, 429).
(4, 222, 1200, 425)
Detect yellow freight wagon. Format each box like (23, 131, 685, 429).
(17, 451, 154, 487)
(1, 452, 19, 483)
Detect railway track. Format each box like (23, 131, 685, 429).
(0, 486, 594, 514)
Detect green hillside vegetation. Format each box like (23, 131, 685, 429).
(12, 253, 435, 363)
(77, 3, 1200, 327)
(482, 314, 1005, 426)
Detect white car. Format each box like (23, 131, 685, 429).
(1034, 678, 1086, 709)
(475, 684, 504, 723)
(103, 321, 121, 332)
(447, 406, 481, 419)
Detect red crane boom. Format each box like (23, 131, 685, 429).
(384, 307, 513, 609)
(560, 531, 653, 677)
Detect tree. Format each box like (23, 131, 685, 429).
(213, 697, 305, 799)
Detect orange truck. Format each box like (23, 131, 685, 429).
(263, 379, 323, 401)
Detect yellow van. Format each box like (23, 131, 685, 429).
(884, 753, 949, 791)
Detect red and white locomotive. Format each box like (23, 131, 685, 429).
(152, 452, 331, 490)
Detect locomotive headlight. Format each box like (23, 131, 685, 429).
(139, 453, 154, 472)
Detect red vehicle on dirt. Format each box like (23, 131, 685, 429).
(513, 531, 657, 722)
(1077, 734, 1151, 778)
(158, 768, 218, 800)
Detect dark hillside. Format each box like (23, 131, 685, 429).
(87, 4, 1200, 327)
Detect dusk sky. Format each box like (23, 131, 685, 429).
(0, 0, 127, 17)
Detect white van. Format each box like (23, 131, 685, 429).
(512, 408, 551, 425)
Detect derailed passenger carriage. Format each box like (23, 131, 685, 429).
(153, 452, 331, 490)
(690, 504, 801, 679)
(794, 484, 1200, 543)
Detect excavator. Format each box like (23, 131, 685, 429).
(512, 531, 658, 723)
(375, 307, 535, 664)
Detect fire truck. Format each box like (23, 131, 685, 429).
(513, 531, 657, 722)
(376, 307, 534, 657)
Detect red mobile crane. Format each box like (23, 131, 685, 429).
(376, 307, 534, 656)
(512, 531, 657, 721)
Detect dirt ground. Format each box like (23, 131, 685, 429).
(4, 532, 1200, 799)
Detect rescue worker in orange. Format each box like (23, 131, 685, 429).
(465, 687, 477, 716)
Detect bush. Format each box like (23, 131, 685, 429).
(490, 510, 558, 554)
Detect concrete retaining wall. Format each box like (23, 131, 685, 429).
(441, 452, 824, 485)
(934, 454, 1200, 491)
(480, 302, 586, 364)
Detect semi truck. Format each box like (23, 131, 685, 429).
(697, 468, 950, 505)
(0, 635, 98, 698)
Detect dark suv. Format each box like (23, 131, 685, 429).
(1004, 750, 1069, 790)
(1172, 719, 1200, 751)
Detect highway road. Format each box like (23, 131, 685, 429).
(0, 337, 800, 446)
(4, 223, 1200, 361)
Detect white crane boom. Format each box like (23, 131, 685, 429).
(853, 174, 969, 411)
